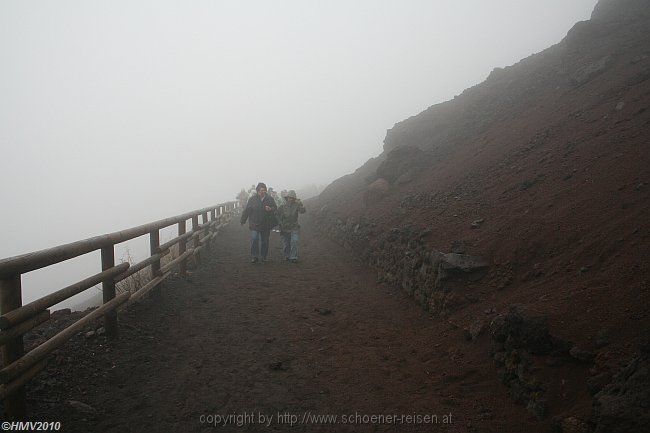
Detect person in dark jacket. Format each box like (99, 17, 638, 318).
(240, 182, 277, 263)
(276, 190, 306, 263)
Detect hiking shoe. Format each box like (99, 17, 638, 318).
(290, 258, 299, 263)
(262, 257, 269, 263)
(251, 257, 259, 264)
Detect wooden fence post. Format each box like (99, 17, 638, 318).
(149, 230, 161, 277)
(202, 212, 210, 252)
(101, 246, 118, 339)
(178, 220, 187, 278)
(149, 229, 161, 297)
(192, 215, 200, 267)
(210, 209, 217, 246)
(0, 274, 26, 418)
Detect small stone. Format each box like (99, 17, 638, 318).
(478, 408, 494, 420)
(468, 318, 485, 341)
(51, 308, 72, 319)
(470, 219, 485, 229)
(96, 327, 106, 336)
(587, 372, 611, 395)
(570, 346, 595, 363)
(84, 331, 96, 339)
(560, 416, 589, 433)
(66, 400, 97, 415)
(578, 266, 589, 275)
(526, 397, 548, 419)
(268, 361, 289, 371)
(615, 101, 625, 111)
(595, 329, 610, 348)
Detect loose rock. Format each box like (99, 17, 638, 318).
(65, 400, 97, 415)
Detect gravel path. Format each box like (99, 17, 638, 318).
(24, 216, 546, 432)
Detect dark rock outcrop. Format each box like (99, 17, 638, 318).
(591, 352, 650, 433)
(490, 306, 570, 419)
(376, 146, 432, 184)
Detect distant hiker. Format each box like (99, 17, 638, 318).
(277, 190, 306, 263)
(268, 187, 280, 207)
(268, 188, 284, 233)
(236, 188, 248, 209)
(240, 182, 278, 263)
(277, 195, 285, 208)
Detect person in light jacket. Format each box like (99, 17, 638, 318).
(276, 190, 306, 263)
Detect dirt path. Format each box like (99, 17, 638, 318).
(26, 216, 547, 432)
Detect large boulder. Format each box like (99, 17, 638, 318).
(489, 306, 569, 419)
(490, 306, 558, 356)
(441, 253, 489, 272)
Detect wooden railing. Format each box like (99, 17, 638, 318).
(0, 200, 239, 418)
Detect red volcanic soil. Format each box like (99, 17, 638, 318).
(313, 0, 650, 429)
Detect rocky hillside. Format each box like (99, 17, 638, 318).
(313, 0, 650, 431)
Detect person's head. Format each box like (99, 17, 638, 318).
(256, 182, 267, 197)
(286, 190, 297, 203)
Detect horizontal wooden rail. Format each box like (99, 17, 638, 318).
(0, 202, 236, 279)
(0, 292, 131, 385)
(126, 272, 171, 305)
(158, 232, 193, 252)
(160, 249, 194, 275)
(199, 233, 214, 244)
(0, 360, 46, 401)
(0, 199, 238, 418)
(157, 219, 215, 252)
(0, 311, 50, 346)
(0, 263, 129, 330)
(114, 250, 170, 283)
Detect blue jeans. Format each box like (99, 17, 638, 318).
(280, 230, 299, 260)
(250, 229, 270, 258)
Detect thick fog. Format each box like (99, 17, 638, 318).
(0, 0, 596, 308)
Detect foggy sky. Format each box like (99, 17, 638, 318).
(1, 1, 596, 306)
